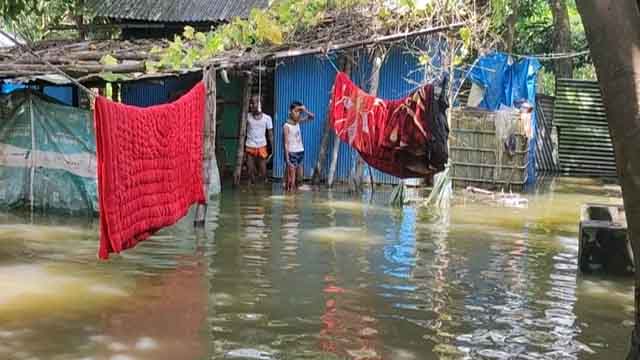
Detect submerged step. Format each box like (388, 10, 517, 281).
(578, 203, 634, 275)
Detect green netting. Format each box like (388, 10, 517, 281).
(0, 90, 97, 215)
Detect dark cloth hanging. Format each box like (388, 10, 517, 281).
(95, 82, 206, 260)
(329, 72, 448, 179)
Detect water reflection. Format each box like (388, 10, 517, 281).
(0, 177, 634, 359)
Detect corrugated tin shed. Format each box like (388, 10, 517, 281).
(90, 0, 269, 23)
(553, 78, 616, 176)
(535, 94, 560, 173)
(273, 43, 447, 185)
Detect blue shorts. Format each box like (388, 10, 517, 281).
(288, 151, 304, 167)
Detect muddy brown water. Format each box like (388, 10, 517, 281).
(0, 177, 633, 359)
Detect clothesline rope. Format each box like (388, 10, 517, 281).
(0, 29, 96, 98)
(508, 50, 590, 60)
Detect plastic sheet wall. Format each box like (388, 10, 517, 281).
(0, 91, 97, 214)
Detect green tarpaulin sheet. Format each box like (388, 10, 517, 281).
(0, 90, 97, 215)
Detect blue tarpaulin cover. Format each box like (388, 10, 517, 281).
(468, 52, 542, 184)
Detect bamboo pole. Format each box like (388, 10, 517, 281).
(327, 56, 352, 188)
(233, 72, 253, 186)
(312, 55, 348, 185)
(350, 49, 383, 193)
(311, 106, 333, 185)
(195, 66, 218, 227)
(271, 23, 465, 61)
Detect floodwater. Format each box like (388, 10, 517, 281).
(0, 177, 633, 360)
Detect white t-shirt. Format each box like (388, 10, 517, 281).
(284, 122, 304, 153)
(245, 113, 273, 148)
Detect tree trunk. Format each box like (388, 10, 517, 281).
(233, 73, 253, 187)
(350, 50, 383, 193)
(327, 56, 353, 188)
(550, 0, 573, 79)
(194, 67, 218, 227)
(504, 0, 519, 53)
(575, 1, 640, 358)
(75, 0, 86, 40)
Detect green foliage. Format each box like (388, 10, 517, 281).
(418, 54, 431, 66)
(535, 63, 595, 96)
(99, 54, 118, 66)
(492, 0, 592, 77)
(537, 67, 556, 95)
(459, 27, 472, 49)
(2, 0, 85, 41)
(155, 0, 340, 70)
(0, 0, 31, 20)
(573, 63, 596, 80)
(154, 0, 489, 72)
(252, 9, 283, 45)
(99, 72, 130, 82)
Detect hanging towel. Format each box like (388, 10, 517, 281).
(95, 82, 206, 260)
(329, 72, 444, 179)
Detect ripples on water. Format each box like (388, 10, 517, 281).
(0, 178, 634, 359)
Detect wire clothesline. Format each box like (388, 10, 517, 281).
(507, 50, 590, 60)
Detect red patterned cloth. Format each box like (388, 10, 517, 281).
(329, 72, 435, 178)
(95, 82, 206, 260)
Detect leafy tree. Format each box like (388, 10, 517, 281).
(492, 0, 595, 94)
(574, 1, 640, 358)
(1, 0, 85, 42)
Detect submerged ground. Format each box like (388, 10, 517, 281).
(0, 177, 633, 360)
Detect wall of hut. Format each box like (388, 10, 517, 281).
(273, 45, 444, 185)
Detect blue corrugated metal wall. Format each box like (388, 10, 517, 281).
(121, 79, 171, 106)
(274, 45, 446, 184)
(121, 73, 202, 107)
(1, 83, 74, 106)
(273, 54, 345, 179)
(43, 86, 74, 105)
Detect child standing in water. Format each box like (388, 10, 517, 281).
(283, 101, 314, 191)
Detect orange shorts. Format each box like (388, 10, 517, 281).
(245, 146, 269, 159)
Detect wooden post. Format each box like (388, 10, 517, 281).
(195, 66, 218, 227)
(327, 56, 352, 188)
(233, 72, 252, 186)
(311, 110, 333, 185)
(312, 54, 349, 185)
(350, 49, 383, 193)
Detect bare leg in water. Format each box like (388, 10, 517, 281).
(246, 155, 257, 184)
(296, 165, 303, 189)
(258, 157, 268, 183)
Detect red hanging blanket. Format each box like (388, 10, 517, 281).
(95, 82, 206, 260)
(329, 72, 435, 178)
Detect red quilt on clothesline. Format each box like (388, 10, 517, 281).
(329, 72, 435, 179)
(95, 82, 206, 260)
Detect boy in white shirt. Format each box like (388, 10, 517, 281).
(283, 101, 314, 190)
(245, 95, 273, 184)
